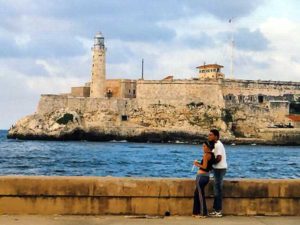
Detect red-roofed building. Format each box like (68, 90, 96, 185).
(162, 75, 174, 81)
(287, 115, 300, 128)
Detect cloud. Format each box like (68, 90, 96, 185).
(234, 28, 270, 51)
(1, 0, 300, 129)
(179, 32, 216, 49)
(0, 66, 85, 129)
(194, 0, 265, 20)
(0, 0, 265, 42)
(0, 33, 86, 58)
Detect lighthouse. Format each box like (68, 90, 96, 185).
(90, 32, 106, 98)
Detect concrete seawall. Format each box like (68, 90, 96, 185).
(0, 176, 299, 216)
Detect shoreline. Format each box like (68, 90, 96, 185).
(5, 129, 300, 146)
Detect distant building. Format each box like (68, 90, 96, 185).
(197, 64, 224, 79)
(28, 32, 300, 143)
(70, 32, 136, 99)
(90, 32, 106, 98)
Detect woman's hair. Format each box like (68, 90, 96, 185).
(203, 141, 214, 150)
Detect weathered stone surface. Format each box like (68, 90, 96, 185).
(7, 78, 300, 144)
(0, 176, 299, 215)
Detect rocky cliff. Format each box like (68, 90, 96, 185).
(7, 78, 300, 145)
(8, 97, 235, 143)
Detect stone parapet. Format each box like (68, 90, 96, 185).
(0, 176, 299, 216)
(259, 128, 300, 144)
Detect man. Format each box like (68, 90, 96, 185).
(208, 129, 227, 217)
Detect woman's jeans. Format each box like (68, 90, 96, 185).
(193, 174, 210, 216)
(213, 169, 226, 212)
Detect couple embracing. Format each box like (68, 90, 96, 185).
(192, 129, 227, 218)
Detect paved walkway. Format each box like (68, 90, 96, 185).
(0, 215, 299, 225)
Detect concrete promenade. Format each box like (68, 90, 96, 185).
(0, 215, 299, 225)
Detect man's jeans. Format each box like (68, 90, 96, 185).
(213, 169, 226, 212)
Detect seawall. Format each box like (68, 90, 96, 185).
(0, 176, 299, 216)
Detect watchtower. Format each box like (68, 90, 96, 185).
(90, 32, 106, 97)
(197, 64, 225, 80)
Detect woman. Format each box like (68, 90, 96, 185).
(192, 141, 215, 218)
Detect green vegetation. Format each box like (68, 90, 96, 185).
(56, 113, 74, 125)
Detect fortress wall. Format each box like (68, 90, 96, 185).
(106, 80, 122, 97)
(37, 95, 128, 114)
(37, 95, 69, 114)
(220, 80, 300, 135)
(71, 86, 90, 97)
(136, 80, 224, 107)
(67, 98, 121, 112)
(222, 79, 300, 98)
(0, 176, 299, 216)
(259, 128, 300, 144)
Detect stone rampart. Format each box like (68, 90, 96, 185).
(136, 80, 224, 107)
(0, 176, 299, 216)
(37, 95, 68, 114)
(222, 79, 300, 97)
(37, 95, 129, 115)
(259, 128, 300, 144)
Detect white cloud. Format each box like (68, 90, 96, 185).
(159, 15, 231, 39)
(1, 0, 300, 129)
(14, 33, 31, 47)
(0, 68, 87, 128)
(260, 18, 300, 54)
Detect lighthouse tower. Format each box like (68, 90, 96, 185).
(90, 32, 106, 98)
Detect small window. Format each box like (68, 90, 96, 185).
(121, 115, 128, 121)
(238, 95, 243, 103)
(133, 90, 136, 94)
(129, 89, 131, 93)
(258, 95, 264, 103)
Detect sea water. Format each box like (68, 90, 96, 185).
(0, 130, 299, 178)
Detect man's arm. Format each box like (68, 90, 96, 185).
(214, 142, 222, 163)
(215, 155, 222, 163)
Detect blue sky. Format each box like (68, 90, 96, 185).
(1, 0, 300, 129)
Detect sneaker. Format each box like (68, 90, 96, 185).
(209, 211, 222, 217)
(199, 215, 208, 218)
(208, 210, 216, 216)
(192, 215, 207, 218)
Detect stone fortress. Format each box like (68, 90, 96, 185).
(8, 33, 300, 144)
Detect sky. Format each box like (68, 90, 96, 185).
(1, 0, 300, 129)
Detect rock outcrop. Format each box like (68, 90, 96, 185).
(7, 77, 300, 145)
(8, 100, 235, 143)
